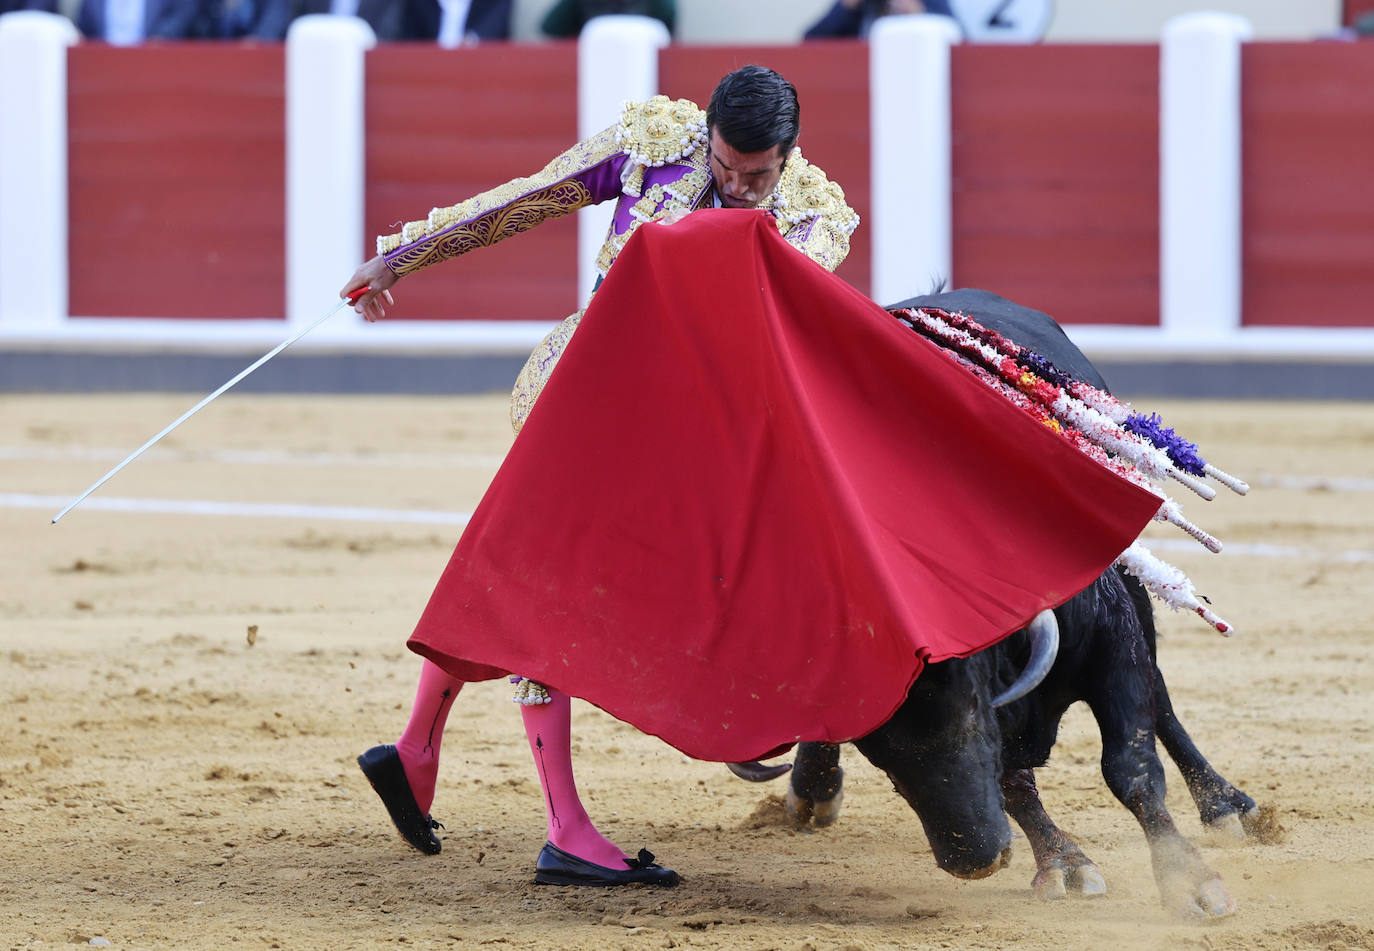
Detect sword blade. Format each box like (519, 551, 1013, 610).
(51, 290, 365, 524)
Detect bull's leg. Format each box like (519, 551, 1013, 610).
(1000, 768, 1106, 900)
(1089, 696, 1236, 919)
(1122, 573, 1261, 839)
(1153, 674, 1260, 839)
(787, 742, 845, 828)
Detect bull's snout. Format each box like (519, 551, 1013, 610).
(944, 842, 1013, 880)
(927, 821, 1013, 880)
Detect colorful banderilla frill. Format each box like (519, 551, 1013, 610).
(894, 306, 1249, 636)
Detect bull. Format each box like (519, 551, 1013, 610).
(732, 289, 1264, 920)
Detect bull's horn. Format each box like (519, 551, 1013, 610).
(991, 609, 1060, 708)
(726, 761, 793, 782)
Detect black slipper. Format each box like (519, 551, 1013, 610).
(356, 744, 443, 855)
(534, 842, 680, 887)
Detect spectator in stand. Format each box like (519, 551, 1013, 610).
(213, 0, 267, 36)
(1346, 10, 1374, 38)
(434, 0, 511, 46)
(75, 0, 209, 41)
(0, 0, 58, 13)
(803, 0, 951, 39)
(247, 0, 510, 41)
(540, 0, 673, 39)
(238, 0, 322, 39)
(362, 0, 511, 42)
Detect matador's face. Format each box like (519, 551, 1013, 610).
(706, 129, 787, 209)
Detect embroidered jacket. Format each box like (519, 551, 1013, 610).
(377, 95, 860, 279)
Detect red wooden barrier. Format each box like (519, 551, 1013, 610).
(60, 41, 1374, 331)
(951, 44, 1160, 326)
(364, 43, 579, 321)
(1241, 43, 1374, 327)
(67, 43, 286, 320)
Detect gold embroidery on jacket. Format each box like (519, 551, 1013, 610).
(384, 179, 594, 277)
(376, 100, 859, 279)
(757, 148, 860, 274)
(594, 161, 713, 275)
(376, 125, 621, 273)
(616, 96, 708, 187)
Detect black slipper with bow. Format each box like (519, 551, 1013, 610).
(356, 744, 444, 855)
(534, 842, 680, 887)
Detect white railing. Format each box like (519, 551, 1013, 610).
(0, 11, 78, 335)
(1, 10, 1372, 360)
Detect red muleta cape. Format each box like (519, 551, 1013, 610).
(408, 209, 1160, 762)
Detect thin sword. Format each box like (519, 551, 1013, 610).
(51, 287, 369, 524)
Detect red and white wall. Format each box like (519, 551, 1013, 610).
(0, 11, 1371, 360)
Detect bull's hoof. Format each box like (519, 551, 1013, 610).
(1164, 876, 1237, 920)
(785, 786, 844, 828)
(1154, 838, 1237, 920)
(1203, 811, 1248, 843)
(811, 789, 844, 827)
(1196, 878, 1238, 918)
(1031, 859, 1107, 900)
(1074, 865, 1108, 896)
(1204, 803, 1284, 846)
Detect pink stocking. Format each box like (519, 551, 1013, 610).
(394, 660, 463, 815)
(522, 686, 628, 868)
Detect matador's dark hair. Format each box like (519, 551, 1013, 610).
(705, 65, 801, 157)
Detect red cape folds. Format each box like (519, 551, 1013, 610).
(408, 210, 1160, 762)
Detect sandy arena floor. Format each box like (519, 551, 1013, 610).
(1, 392, 1372, 951)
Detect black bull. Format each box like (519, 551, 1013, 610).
(736, 290, 1265, 920)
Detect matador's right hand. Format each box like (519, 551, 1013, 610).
(342, 255, 399, 322)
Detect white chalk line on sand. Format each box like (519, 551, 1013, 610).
(0, 445, 506, 469)
(4, 446, 1371, 493)
(2, 492, 1371, 563)
(2, 493, 472, 526)
(1252, 473, 1374, 493)
(1147, 537, 1374, 564)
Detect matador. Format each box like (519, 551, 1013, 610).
(344, 65, 857, 887)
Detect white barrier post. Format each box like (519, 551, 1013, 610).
(1160, 12, 1251, 340)
(577, 16, 670, 305)
(0, 12, 80, 330)
(870, 15, 962, 305)
(286, 15, 376, 329)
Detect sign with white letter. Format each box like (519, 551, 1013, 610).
(947, 0, 1053, 42)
